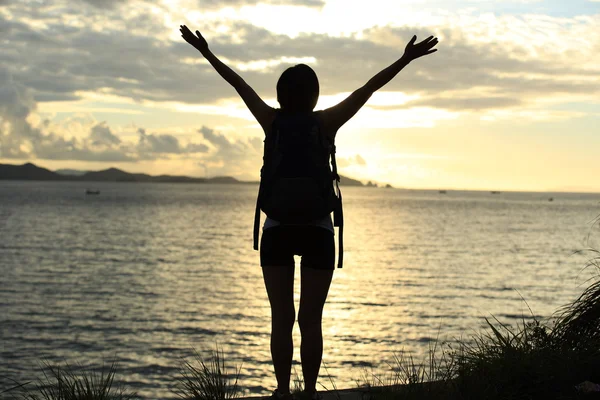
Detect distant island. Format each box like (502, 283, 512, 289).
(0, 162, 377, 187)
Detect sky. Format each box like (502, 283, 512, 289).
(0, 0, 599, 192)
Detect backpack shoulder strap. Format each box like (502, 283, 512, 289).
(330, 142, 344, 268)
(316, 112, 344, 268)
(253, 194, 261, 250)
(253, 113, 281, 251)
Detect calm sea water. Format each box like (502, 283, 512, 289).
(1, 181, 599, 399)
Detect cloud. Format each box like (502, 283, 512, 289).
(198, 0, 324, 7)
(2, 2, 598, 116)
(198, 125, 263, 177)
(0, 66, 136, 162)
(79, 0, 324, 9)
(186, 142, 210, 153)
(337, 154, 367, 168)
(199, 126, 233, 150)
(0, 66, 43, 159)
(136, 128, 209, 156)
(0, 68, 35, 121)
(371, 95, 523, 111)
(137, 128, 182, 154)
(2, 0, 600, 178)
(0, 65, 212, 163)
(90, 123, 121, 146)
(80, 0, 124, 7)
(35, 137, 135, 162)
(200, 126, 262, 155)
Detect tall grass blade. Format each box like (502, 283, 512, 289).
(174, 346, 241, 400)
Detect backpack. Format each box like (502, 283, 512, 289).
(253, 111, 344, 268)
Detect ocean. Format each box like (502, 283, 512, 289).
(1, 181, 599, 399)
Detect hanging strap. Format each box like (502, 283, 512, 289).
(253, 162, 267, 251)
(253, 195, 261, 251)
(253, 124, 279, 252)
(253, 120, 280, 252)
(330, 144, 344, 269)
(335, 178, 344, 269)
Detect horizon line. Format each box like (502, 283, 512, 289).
(2, 161, 600, 195)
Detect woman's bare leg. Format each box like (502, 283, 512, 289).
(298, 268, 334, 394)
(262, 265, 296, 394)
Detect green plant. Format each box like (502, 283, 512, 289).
(319, 361, 341, 400)
(174, 347, 241, 400)
(291, 365, 304, 395)
(13, 359, 137, 400)
(358, 335, 458, 400)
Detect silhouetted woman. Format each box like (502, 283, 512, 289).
(180, 24, 438, 400)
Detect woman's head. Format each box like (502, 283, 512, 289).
(276, 64, 319, 112)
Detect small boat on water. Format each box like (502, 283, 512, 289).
(439, 190, 447, 194)
(491, 191, 501, 194)
(85, 189, 100, 195)
(548, 197, 554, 202)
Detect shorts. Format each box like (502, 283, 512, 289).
(260, 225, 335, 270)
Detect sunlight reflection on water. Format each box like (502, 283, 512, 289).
(1, 181, 598, 399)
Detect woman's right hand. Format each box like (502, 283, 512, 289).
(180, 25, 209, 53)
(403, 35, 438, 61)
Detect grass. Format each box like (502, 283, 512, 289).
(291, 361, 342, 400)
(359, 251, 600, 400)
(452, 253, 600, 400)
(3, 253, 600, 400)
(357, 339, 458, 400)
(173, 346, 242, 400)
(3, 359, 138, 400)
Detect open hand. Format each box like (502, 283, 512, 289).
(180, 25, 208, 52)
(403, 35, 438, 61)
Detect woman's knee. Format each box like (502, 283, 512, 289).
(272, 306, 296, 332)
(297, 310, 322, 334)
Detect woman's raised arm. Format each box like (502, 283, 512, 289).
(180, 25, 275, 130)
(321, 35, 438, 133)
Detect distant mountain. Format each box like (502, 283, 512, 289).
(56, 169, 87, 176)
(78, 168, 239, 184)
(81, 168, 154, 182)
(0, 162, 370, 186)
(0, 163, 64, 180)
(339, 175, 364, 186)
